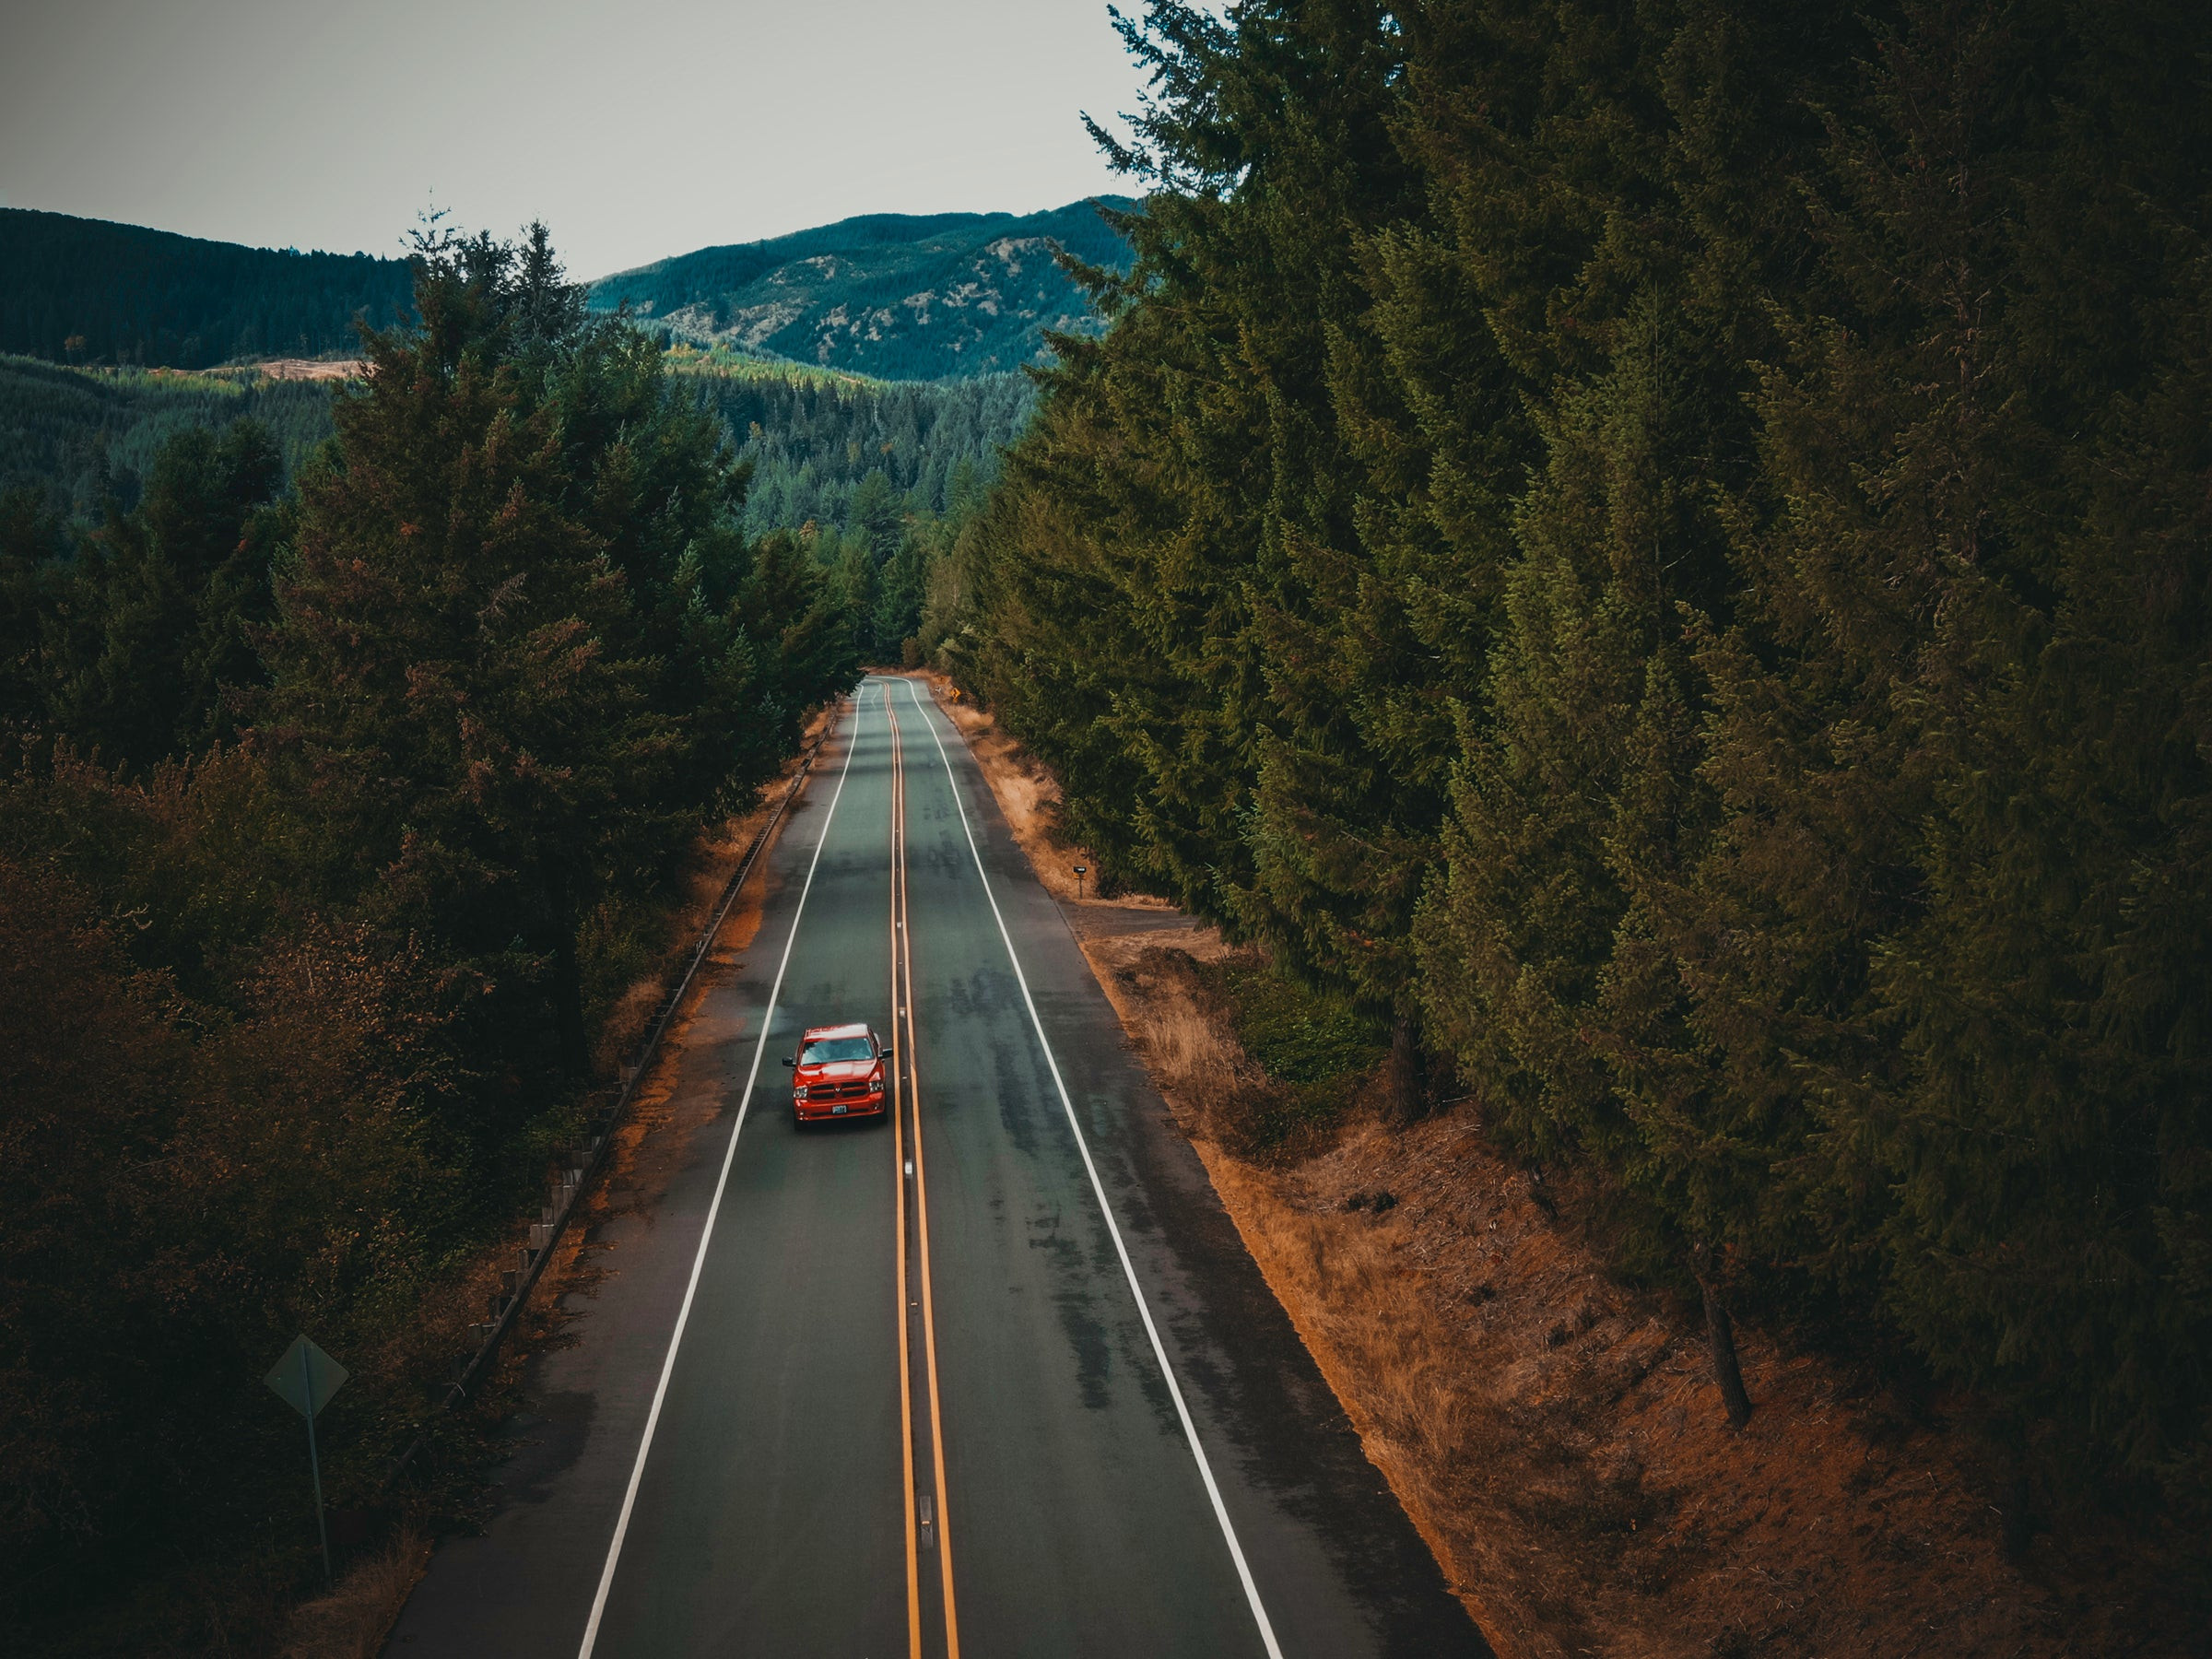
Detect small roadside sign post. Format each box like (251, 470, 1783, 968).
(1074, 864, 1088, 900)
(265, 1334, 348, 1583)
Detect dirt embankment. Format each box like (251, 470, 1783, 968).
(922, 673, 2190, 1659)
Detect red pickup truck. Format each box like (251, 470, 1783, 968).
(783, 1022, 890, 1128)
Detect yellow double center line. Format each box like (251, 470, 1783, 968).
(888, 682, 959, 1659)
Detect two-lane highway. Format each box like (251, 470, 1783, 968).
(390, 677, 1486, 1658)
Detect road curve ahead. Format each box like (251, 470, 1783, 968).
(389, 677, 1486, 1659)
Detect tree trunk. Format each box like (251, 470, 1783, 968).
(1382, 1011, 1426, 1126)
(548, 893, 591, 1081)
(1692, 1241, 1753, 1428)
(1998, 1431, 2036, 1562)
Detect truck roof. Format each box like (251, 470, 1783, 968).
(802, 1022, 872, 1041)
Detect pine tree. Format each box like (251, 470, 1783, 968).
(49, 419, 284, 767)
(958, 0, 2212, 1497)
(0, 488, 66, 735)
(264, 229, 679, 1085)
(846, 466, 902, 561)
(1815, 0, 2212, 1484)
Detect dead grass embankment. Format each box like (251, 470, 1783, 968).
(277, 1529, 429, 1659)
(253, 358, 365, 381)
(935, 678, 2190, 1659)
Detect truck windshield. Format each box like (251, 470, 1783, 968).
(801, 1037, 875, 1064)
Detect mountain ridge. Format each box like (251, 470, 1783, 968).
(587, 198, 1135, 381)
(0, 200, 1135, 383)
(0, 207, 416, 371)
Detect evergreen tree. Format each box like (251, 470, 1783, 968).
(846, 465, 902, 560)
(46, 419, 285, 767)
(0, 488, 66, 734)
(265, 228, 683, 1085)
(875, 519, 932, 661)
(1733, 0, 2212, 1483)
(956, 0, 2212, 1498)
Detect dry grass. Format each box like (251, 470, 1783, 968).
(1087, 934, 1357, 1164)
(1100, 935, 1249, 1079)
(946, 708, 2194, 1657)
(254, 358, 365, 381)
(1096, 938, 2201, 1657)
(1090, 938, 2090, 1655)
(277, 1528, 429, 1659)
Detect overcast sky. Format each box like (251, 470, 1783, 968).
(0, 0, 1157, 279)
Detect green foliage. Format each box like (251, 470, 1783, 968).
(263, 221, 852, 1080)
(1210, 957, 1385, 1087)
(0, 347, 1038, 550)
(954, 0, 2212, 1509)
(1195, 954, 1385, 1160)
(0, 207, 413, 369)
(0, 354, 338, 519)
(663, 348, 1035, 539)
(41, 421, 288, 767)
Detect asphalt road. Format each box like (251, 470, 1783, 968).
(387, 677, 1486, 1658)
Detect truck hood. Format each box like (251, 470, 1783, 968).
(796, 1059, 878, 1081)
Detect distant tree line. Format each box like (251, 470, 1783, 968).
(944, 0, 2212, 1535)
(659, 356, 1023, 664)
(669, 353, 1032, 539)
(0, 226, 856, 1646)
(0, 207, 415, 369)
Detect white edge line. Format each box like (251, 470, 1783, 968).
(902, 679, 1286, 1659)
(576, 698, 865, 1659)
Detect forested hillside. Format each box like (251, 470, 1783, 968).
(662, 347, 1033, 535)
(0, 226, 858, 1647)
(0, 208, 414, 368)
(0, 355, 339, 518)
(2, 347, 1030, 544)
(589, 200, 1134, 378)
(942, 0, 2212, 1551)
(0, 201, 1121, 386)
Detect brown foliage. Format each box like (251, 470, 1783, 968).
(0, 856, 190, 1559)
(0, 850, 477, 1629)
(278, 1528, 429, 1659)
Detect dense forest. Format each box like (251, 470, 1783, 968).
(665, 352, 1023, 665)
(0, 226, 858, 1646)
(0, 208, 415, 368)
(664, 348, 1033, 537)
(1, 348, 1030, 559)
(941, 0, 2212, 1540)
(590, 201, 1134, 378)
(0, 354, 340, 519)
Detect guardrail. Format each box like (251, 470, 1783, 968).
(384, 712, 835, 1485)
